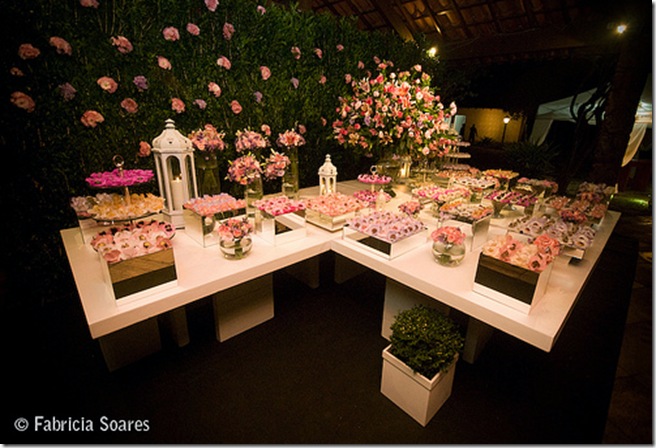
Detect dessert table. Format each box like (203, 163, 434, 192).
(60, 180, 620, 370)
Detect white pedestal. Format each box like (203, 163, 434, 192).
(212, 274, 274, 342)
(98, 317, 162, 372)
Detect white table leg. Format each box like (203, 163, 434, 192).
(159, 307, 190, 347)
(98, 317, 161, 372)
(285, 255, 321, 289)
(334, 253, 368, 284)
(212, 274, 274, 342)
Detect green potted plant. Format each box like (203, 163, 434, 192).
(381, 305, 465, 426)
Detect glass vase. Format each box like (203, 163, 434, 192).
(432, 240, 466, 267)
(245, 176, 264, 217)
(195, 152, 221, 196)
(281, 146, 299, 199)
(219, 236, 253, 259)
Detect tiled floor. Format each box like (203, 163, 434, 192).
(602, 211, 653, 443)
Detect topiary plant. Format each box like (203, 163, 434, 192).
(389, 305, 464, 379)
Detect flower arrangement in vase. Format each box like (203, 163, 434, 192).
(431, 226, 467, 266)
(216, 216, 254, 259)
(189, 124, 226, 196)
(227, 153, 264, 215)
(276, 127, 306, 199)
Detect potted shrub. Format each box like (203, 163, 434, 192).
(381, 305, 464, 426)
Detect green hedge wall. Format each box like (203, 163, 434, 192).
(1, 0, 463, 306)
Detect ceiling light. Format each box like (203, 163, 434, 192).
(616, 24, 627, 34)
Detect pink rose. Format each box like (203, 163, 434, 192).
(298, 124, 306, 134)
(254, 91, 263, 103)
(162, 26, 180, 41)
(171, 98, 185, 114)
(10, 91, 35, 112)
(205, 0, 218, 12)
(261, 124, 271, 136)
(260, 66, 271, 80)
(336, 44, 344, 52)
(223, 22, 235, 40)
(193, 99, 207, 110)
(18, 43, 40, 60)
(257, 5, 266, 14)
(230, 100, 242, 114)
(344, 74, 352, 84)
(319, 75, 326, 84)
(208, 82, 221, 97)
(157, 56, 172, 70)
(357, 60, 365, 69)
(10, 67, 24, 77)
(111, 36, 133, 54)
(49, 37, 72, 56)
(291, 46, 301, 60)
(138, 141, 151, 158)
(81, 110, 104, 127)
(186, 23, 200, 36)
(313, 48, 322, 59)
(120, 98, 138, 113)
(216, 56, 231, 69)
(97, 76, 118, 93)
(58, 82, 77, 101)
(291, 77, 299, 89)
(80, 0, 99, 7)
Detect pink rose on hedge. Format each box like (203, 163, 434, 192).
(319, 75, 326, 84)
(344, 73, 352, 84)
(208, 82, 221, 97)
(291, 77, 299, 89)
(162, 26, 180, 41)
(81, 110, 104, 127)
(291, 46, 301, 60)
(261, 124, 271, 136)
(10, 67, 24, 76)
(254, 91, 263, 103)
(336, 44, 344, 51)
(230, 100, 242, 114)
(157, 56, 172, 70)
(313, 48, 323, 59)
(111, 36, 133, 54)
(97, 76, 118, 93)
(186, 23, 200, 36)
(193, 99, 207, 110)
(58, 83, 77, 101)
(18, 43, 40, 60)
(223, 23, 235, 40)
(260, 66, 271, 80)
(80, 0, 99, 7)
(171, 98, 185, 114)
(205, 0, 217, 12)
(138, 141, 151, 158)
(357, 60, 365, 69)
(257, 5, 266, 14)
(10, 91, 35, 112)
(216, 56, 231, 69)
(120, 98, 138, 113)
(49, 37, 72, 55)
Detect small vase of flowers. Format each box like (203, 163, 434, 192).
(430, 226, 466, 267)
(216, 216, 254, 260)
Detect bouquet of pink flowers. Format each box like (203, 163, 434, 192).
(188, 124, 226, 153)
(227, 153, 263, 185)
(263, 150, 291, 180)
(431, 226, 466, 246)
(276, 129, 305, 147)
(235, 128, 269, 153)
(216, 216, 253, 241)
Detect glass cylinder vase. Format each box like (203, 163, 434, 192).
(219, 236, 253, 259)
(195, 151, 221, 196)
(281, 146, 299, 199)
(245, 176, 264, 218)
(431, 240, 466, 267)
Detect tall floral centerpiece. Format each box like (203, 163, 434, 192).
(230, 128, 270, 216)
(276, 128, 306, 199)
(189, 124, 226, 196)
(332, 62, 462, 180)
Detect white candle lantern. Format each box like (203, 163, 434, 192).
(152, 119, 198, 228)
(318, 154, 337, 196)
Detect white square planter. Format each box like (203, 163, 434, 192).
(381, 345, 458, 427)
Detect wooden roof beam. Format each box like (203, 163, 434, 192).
(374, 0, 416, 41)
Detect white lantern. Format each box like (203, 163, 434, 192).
(152, 119, 198, 228)
(318, 154, 337, 196)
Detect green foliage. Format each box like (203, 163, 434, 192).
(504, 141, 559, 178)
(0, 0, 464, 307)
(389, 305, 464, 379)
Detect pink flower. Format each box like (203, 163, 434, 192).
(313, 48, 323, 59)
(138, 141, 151, 158)
(216, 56, 231, 69)
(80, 0, 99, 7)
(357, 60, 365, 69)
(205, 0, 218, 12)
(260, 66, 271, 80)
(18, 43, 40, 60)
(193, 99, 207, 110)
(230, 100, 242, 114)
(254, 91, 263, 103)
(10, 91, 35, 112)
(319, 75, 326, 84)
(344, 73, 352, 84)
(171, 98, 185, 113)
(336, 44, 344, 51)
(208, 82, 221, 97)
(162, 26, 180, 41)
(49, 37, 72, 55)
(120, 98, 138, 113)
(298, 124, 306, 134)
(157, 56, 172, 70)
(111, 36, 133, 54)
(186, 23, 200, 36)
(261, 124, 271, 136)
(97, 76, 118, 93)
(58, 82, 77, 101)
(291, 46, 301, 59)
(10, 67, 24, 76)
(257, 5, 266, 14)
(81, 110, 104, 127)
(291, 77, 299, 89)
(133, 75, 148, 91)
(223, 22, 235, 40)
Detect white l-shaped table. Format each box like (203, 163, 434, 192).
(61, 181, 620, 370)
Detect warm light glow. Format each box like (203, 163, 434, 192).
(503, 116, 511, 124)
(427, 46, 438, 58)
(616, 24, 627, 34)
